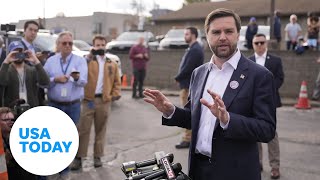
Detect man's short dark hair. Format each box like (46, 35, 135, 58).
(204, 8, 241, 34)
(186, 27, 198, 38)
(92, 35, 107, 45)
(24, 20, 39, 31)
(254, 33, 267, 39)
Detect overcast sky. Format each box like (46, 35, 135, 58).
(0, 0, 184, 24)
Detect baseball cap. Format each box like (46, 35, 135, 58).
(250, 17, 256, 22)
(8, 41, 24, 52)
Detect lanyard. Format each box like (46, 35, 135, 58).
(60, 55, 73, 75)
(17, 69, 26, 91)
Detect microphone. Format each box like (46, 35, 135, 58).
(135, 153, 174, 168)
(143, 163, 182, 180)
(125, 169, 162, 180)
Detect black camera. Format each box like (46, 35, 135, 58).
(10, 99, 30, 119)
(15, 52, 28, 60)
(1, 24, 16, 32)
(91, 49, 105, 56)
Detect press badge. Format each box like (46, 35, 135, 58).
(61, 88, 67, 97)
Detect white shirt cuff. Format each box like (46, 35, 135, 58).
(220, 112, 230, 130)
(162, 106, 176, 119)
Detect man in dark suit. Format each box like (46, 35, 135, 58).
(143, 8, 276, 180)
(175, 27, 204, 149)
(249, 33, 284, 179)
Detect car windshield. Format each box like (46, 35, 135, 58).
(166, 29, 185, 38)
(73, 40, 91, 51)
(34, 34, 57, 51)
(116, 32, 153, 41)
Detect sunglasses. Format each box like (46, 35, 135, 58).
(61, 41, 73, 46)
(254, 41, 265, 46)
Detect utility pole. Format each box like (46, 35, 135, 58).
(270, 0, 275, 39)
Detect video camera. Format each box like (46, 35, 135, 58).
(1, 24, 16, 32)
(121, 151, 191, 180)
(10, 99, 30, 120)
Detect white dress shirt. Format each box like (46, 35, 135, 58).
(95, 55, 106, 94)
(195, 50, 241, 157)
(254, 51, 267, 67)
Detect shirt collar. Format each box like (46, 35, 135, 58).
(58, 53, 73, 63)
(209, 49, 241, 71)
(255, 50, 267, 59)
(22, 38, 33, 49)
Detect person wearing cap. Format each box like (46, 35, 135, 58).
(0, 41, 49, 108)
(245, 17, 258, 49)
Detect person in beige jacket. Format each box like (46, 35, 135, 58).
(70, 35, 121, 170)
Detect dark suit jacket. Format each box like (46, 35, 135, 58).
(163, 54, 276, 180)
(0, 63, 50, 108)
(249, 53, 284, 107)
(0, 48, 6, 64)
(175, 42, 204, 89)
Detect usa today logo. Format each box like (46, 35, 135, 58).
(10, 106, 79, 176)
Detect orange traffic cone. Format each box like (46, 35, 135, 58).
(294, 80, 311, 109)
(122, 74, 128, 87)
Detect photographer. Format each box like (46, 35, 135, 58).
(0, 107, 37, 180)
(0, 41, 49, 108)
(70, 35, 121, 170)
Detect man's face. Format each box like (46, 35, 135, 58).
(93, 39, 106, 50)
(184, 29, 193, 44)
(138, 37, 145, 45)
(253, 36, 267, 55)
(206, 16, 239, 60)
(24, 23, 39, 42)
(0, 112, 14, 136)
(57, 35, 73, 56)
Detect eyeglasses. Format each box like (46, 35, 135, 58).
(254, 41, 266, 46)
(61, 42, 73, 46)
(1, 118, 14, 122)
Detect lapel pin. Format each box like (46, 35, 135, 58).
(240, 74, 245, 79)
(230, 80, 239, 89)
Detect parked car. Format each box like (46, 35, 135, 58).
(72, 39, 123, 78)
(237, 25, 270, 50)
(106, 30, 159, 52)
(158, 28, 206, 50)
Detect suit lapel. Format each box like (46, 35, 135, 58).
(222, 55, 249, 110)
(264, 54, 272, 70)
(193, 63, 211, 129)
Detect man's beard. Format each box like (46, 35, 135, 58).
(185, 37, 191, 44)
(210, 43, 237, 60)
(13, 60, 24, 64)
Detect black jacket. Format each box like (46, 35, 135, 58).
(249, 53, 284, 107)
(175, 42, 204, 89)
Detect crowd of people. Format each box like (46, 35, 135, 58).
(245, 11, 319, 53)
(0, 20, 122, 180)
